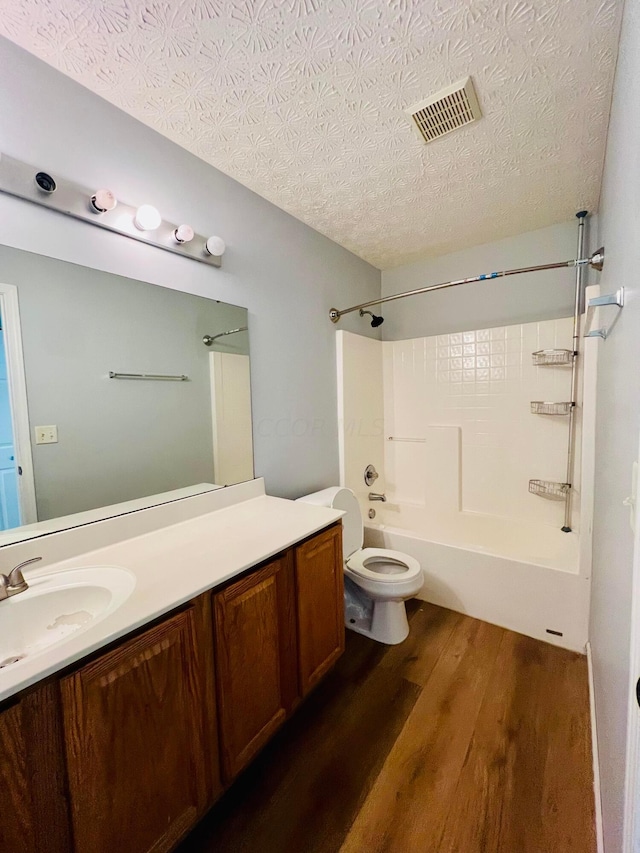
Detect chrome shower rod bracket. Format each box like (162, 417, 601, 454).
(584, 287, 624, 340)
(328, 248, 605, 323)
(202, 326, 248, 346)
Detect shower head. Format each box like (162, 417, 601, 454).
(359, 309, 384, 327)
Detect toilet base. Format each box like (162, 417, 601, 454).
(345, 594, 410, 645)
(370, 600, 410, 644)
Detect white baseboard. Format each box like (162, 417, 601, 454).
(587, 642, 605, 853)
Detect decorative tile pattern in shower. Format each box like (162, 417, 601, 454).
(383, 317, 581, 529)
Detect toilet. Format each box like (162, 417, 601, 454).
(297, 487, 423, 645)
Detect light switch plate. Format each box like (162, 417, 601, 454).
(35, 425, 58, 445)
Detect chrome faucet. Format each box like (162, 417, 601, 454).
(0, 557, 42, 601)
(368, 492, 387, 502)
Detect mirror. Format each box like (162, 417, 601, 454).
(0, 243, 253, 543)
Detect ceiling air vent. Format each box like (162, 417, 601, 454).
(406, 77, 481, 144)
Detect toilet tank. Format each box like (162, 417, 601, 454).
(296, 487, 363, 559)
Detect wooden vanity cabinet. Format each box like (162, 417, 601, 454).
(213, 551, 298, 782)
(0, 682, 70, 853)
(4, 522, 343, 853)
(294, 524, 345, 695)
(60, 595, 220, 853)
(212, 523, 345, 782)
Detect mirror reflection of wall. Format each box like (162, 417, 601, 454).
(0, 244, 253, 532)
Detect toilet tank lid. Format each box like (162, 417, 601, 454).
(296, 487, 363, 559)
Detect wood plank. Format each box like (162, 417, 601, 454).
(179, 605, 596, 853)
(437, 632, 596, 853)
(339, 616, 505, 853)
(178, 628, 430, 853)
(209, 669, 420, 853)
(379, 601, 462, 686)
(540, 645, 596, 852)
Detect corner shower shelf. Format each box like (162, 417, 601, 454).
(530, 401, 574, 416)
(528, 479, 570, 500)
(531, 349, 573, 366)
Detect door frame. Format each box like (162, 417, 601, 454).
(623, 433, 640, 851)
(0, 283, 37, 525)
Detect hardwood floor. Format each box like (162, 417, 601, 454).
(178, 602, 596, 853)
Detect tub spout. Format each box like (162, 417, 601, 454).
(368, 492, 387, 502)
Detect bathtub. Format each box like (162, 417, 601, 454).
(364, 506, 589, 652)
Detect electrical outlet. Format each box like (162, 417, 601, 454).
(35, 425, 58, 445)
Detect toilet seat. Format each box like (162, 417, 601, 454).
(346, 548, 421, 583)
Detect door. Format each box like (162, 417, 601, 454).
(294, 524, 345, 695)
(0, 327, 20, 528)
(213, 553, 298, 781)
(0, 284, 36, 526)
(209, 351, 254, 485)
(61, 604, 214, 853)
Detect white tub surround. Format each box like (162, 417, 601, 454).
(365, 525, 589, 652)
(337, 307, 599, 652)
(0, 478, 343, 703)
(383, 317, 583, 531)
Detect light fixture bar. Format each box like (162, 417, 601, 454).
(0, 153, 223, 267)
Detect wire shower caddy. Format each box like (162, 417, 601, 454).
(528, 480, 570, 501)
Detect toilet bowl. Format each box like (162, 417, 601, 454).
(296, 487, 423, 645)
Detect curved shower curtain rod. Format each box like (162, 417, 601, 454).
(202, 326, 248, 346)
(328, 248, 605, 323)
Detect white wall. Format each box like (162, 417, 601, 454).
(590, 0, 640, 847)
(381, 220, 595, 341)
(0, 36, 381, 501)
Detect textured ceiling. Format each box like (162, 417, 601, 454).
(0, 0, 623, 268)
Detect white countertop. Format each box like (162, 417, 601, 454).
(0, 491, 343, 703)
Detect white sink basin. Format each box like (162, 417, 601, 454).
(0, 566, 136, 669)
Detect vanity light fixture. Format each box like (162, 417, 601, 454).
(174, 224, 194, 244)
(0, 153, 223, 267)
(34, 171, 56, 193)
(205, 236, 225, 257)
(134, 204, 162, 231)
(90, 188, 118, 213)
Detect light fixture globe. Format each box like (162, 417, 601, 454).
(174, 224, 194, 244)
(134, 204, 161, 231)
(205, 235, 225, 256)
(90, 189, 117, 213)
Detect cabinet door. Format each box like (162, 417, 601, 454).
(214, 552, 297, 781)
(0, 700, 32, 853)
(61, 600, 216, 853)
(295, 524, 345, 695)
(0, 683, 70, 853)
